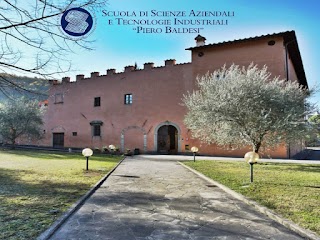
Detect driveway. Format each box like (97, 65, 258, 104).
(50, 157, 304, 240)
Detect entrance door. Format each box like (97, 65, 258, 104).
(157, 125, 178, 154)
(53, 133, 64, 148)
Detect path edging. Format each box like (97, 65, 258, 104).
(179, 161, 320, 240)
(37, 157, 126, 240)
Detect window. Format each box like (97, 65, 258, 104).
(268, 40, 276, 46)
(93, 125, 101, 136)
(94, 97, 101, 107)
(90, 120, 103, 137)
(72, 132, 77, 136)
(124, 94, 132, 105)
(54, 93, 63, 104)
(198, 52, 204, 57)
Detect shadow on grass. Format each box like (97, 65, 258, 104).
(0, 168, 92, 199)
(0, 148, 120, 162)
(257, 162, 320, 173)
(261, 182, 320, 189)
(0, 167, 99, 239)
(293, 165, 320, 173)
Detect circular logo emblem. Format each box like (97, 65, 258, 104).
(60, 7, 94, 38)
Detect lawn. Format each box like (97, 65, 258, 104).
(0, 149, 122, 240)
(184, 160, 320, 235)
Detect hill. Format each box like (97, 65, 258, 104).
(0, 74, 50, 101)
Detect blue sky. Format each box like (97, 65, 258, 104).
(69, 0, 319, 107)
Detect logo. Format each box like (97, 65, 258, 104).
(60, 7, 94, 38)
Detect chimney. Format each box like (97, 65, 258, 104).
(62, 77, 70, 83)
(76, 74, 85, 81)
(144, 62, 154, 69)
(165, 59, 176, 66)
(107, 69, 116, 75)
(91, 72, 99, 78)
(195, 35, 206, 47)
(124, 66, 135, 72)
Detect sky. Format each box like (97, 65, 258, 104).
(65, 0, 320, 108)
(6, 0, 319, 107)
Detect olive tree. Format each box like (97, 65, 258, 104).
(182, 64, 315, 154)
(0, 98, 44, 148)
(306, 114, 320, 146)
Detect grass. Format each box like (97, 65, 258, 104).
(0, 149, 122, 240)
(184, 160, 320, 235)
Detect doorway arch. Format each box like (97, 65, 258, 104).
(121, 126, 147, 153)
(154, 121, 181, 153)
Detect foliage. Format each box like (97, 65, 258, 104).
(306, 114, 320, 146)
(0, 0, 107, 95)
(102, 146, 109, 152)
(0, 98, 44, 147)
(183, 63, 314, 153)
(185, 160, 320, 234)
(0, 149, 121, 240)
(94, 147, 101, 153)
(309, 114, 320, 125)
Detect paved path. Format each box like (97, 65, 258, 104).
(135, 154, 320, 164)
(51, 157, 304, 240)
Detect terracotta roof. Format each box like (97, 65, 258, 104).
(186, 31, 308, 88)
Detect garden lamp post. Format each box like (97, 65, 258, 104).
(191, 146, 199, 162)
(82, 148, 93, 171)
(244, 151, 259, 183)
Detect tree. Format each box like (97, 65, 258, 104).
(0, 0, 107, 96)
(0, 98, 44, 148)
(182, 64, 315, 154)
(309, 114, 320, 125)
(307, 114, 320, 146)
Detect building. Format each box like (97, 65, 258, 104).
(40, 31, 307, 158)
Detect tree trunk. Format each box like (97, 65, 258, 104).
(10, 140, 16, 149)
(254, 142, 261, 153)
(10, 135, 16, 149)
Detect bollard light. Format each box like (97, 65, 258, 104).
(244, 151, 259, 183)
(82, 148, 93, 171)
(191, 146, 199, 162)
(109, 144, 115, 150)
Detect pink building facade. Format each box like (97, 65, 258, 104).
(40, 31, 307, 158)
